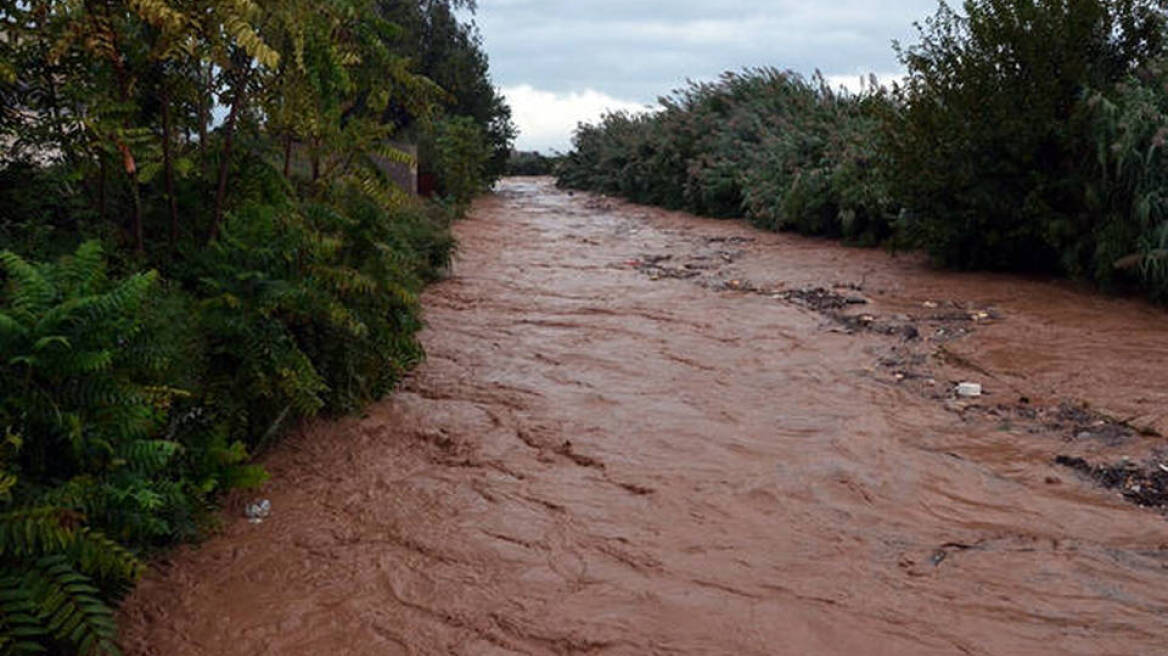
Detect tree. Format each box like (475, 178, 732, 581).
(375, 0, 515, 182)
(0, 1, 471, 652)
(885, 0, 1167, 273)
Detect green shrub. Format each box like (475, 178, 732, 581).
(0, 243, 183, 655)
(505, 151, 559, 176)
(425, 116, 493, 211)
(557, 69, 898, 243)
(0, 183, 455, 654)
(0, 0, 475, 651)
(885, 0, 1167, 275)
(187, 182, 448, 444)
(1083, 56, 1168, 298)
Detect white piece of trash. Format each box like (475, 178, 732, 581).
(245, 499, 271, 524)
(955, 382, 983, 398)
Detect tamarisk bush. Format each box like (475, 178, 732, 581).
(558, 69, 898, 245)
(886, 0, 1168, 280)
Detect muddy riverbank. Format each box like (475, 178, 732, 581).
(120, 177, 1168, 655)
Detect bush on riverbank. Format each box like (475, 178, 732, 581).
(557, 0, 1168, 297)
(505, 150, 561, 176)
(886, 0, 1167, 285)
(0, 0, 500, 652)
(557, 70, 899, 245)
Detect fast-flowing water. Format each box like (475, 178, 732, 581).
(120, 178, 1168, 655)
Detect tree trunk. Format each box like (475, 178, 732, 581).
(162, 83, 180, 245)
(199, 63, 210, 158)
(129, 174, 143, 253)
(210, 57, 250, 242)
(283, 133, 293, 178)
(311, 136, 320, 183)
(98, 156, 107, 223)
(103, 5, 142, 254)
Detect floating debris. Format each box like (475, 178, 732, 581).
(779, 287, 857, 311)
(245, 499, 272, 524)
(956, 382, 983, 398)
(1055, 456, 1168, 508)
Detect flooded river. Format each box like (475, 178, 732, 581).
(120, 177, 1168, 655)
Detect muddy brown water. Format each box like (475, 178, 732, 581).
(121, 178, 1168, 655)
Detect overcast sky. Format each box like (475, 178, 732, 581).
(472, 1, 942, 152)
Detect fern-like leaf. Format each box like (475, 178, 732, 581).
(22, 558, 118, 656)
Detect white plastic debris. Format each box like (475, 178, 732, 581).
(245, 499, 271, 524)
(955, 382, 983, 398)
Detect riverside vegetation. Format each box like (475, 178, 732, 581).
(0, 0, 511, 653)
(557, 0, 1168, 300)
(505, 150, 562, 176)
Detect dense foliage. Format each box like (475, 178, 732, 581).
(558, 70, 898, 245)
(558, 0, 1168, 297)
(0, 0, 501, 652)
(505, 150, 560, 176)
(377, 0, 516, 185)
(1088, 59, 1168, 293)
(424, 115, 493, 212)
(887, 0, 1167, 280)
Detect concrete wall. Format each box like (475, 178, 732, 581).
(371, 142, 417, 196)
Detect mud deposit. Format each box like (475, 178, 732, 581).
(121, 178, 1168, 655)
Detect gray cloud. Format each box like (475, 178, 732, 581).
(472, 1, 943, 150)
